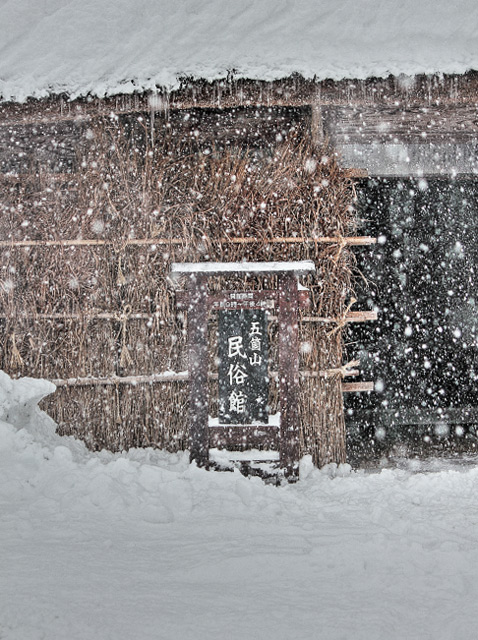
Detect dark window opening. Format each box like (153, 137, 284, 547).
(346, 178, 478, 450)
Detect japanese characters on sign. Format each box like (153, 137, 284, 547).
(218, 310, 269, 424)
(211, 291, 275, 311)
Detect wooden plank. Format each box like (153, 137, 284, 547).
(278, 272, 300, 479)
(345, 168, 369, 178)
(214, 236, 377, 246)
(303, 310, 377, 323)
(324, 104, 478, 145)
(1, 312, 158, 321)
(0, 236, 376, 248)
(208, 425, 279, 449)
(0, 308, 374, 323)
(187, 274, 209, 467)
(342, 381, 374, 392)
(48, 368, 359, 387)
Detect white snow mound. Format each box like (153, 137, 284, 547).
(2, 370, 478, 639)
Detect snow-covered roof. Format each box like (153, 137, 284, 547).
(1, 0, 478, 102)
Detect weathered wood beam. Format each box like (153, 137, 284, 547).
(324, 104, 478, 145)
(342, 381, 374, 393)
(49, 367, 360, 387)
(0, 310, 377, 324)
(187, 273, 209, 467)
(0, 235, 376, 248)
(303, 311, 377, 323)
(278, 272, 300, 477)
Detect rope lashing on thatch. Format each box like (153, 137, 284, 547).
(322, 359, 361, 378)
(327, 297, 357, 337)
(332, 235, 349, 265)
(9, 332, 24, 369)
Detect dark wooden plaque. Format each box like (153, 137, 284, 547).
(218, 309, 269, 424)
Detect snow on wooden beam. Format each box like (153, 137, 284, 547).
(51, 372, 189, 387)
(171, 260, 316, 276)
(51, 369, 369, 388)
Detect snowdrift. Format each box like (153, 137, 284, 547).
(2, 371, 478, 638)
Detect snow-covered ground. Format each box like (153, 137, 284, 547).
(2, 372, 478, 640)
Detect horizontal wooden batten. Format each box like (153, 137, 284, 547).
(303, 310, 378, 323)
(342, 381, 374, 393)
(208, 425, 279, 449)
(0, 312, 159, 321)
(50, 369, 368, 388)
(0, 309, 376, 325)
(0, 236, 376, 249)
(345, 168, 369, 179)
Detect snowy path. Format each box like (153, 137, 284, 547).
(1, 374, 478, 640)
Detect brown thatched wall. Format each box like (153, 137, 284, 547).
(0, 111, 358, 466)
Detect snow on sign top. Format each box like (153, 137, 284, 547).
(1, 0, 478, 102)
(171, 261, 316, 276)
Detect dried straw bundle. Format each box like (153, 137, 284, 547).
(0, 116, 356, 466)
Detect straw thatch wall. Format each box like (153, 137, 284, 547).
(0, 112, 357, 466)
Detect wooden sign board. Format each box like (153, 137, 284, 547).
(171, 260, 316, 481)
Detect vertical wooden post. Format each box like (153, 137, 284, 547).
(278, 273, 300, 479)
(187, 273, 209, 467)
